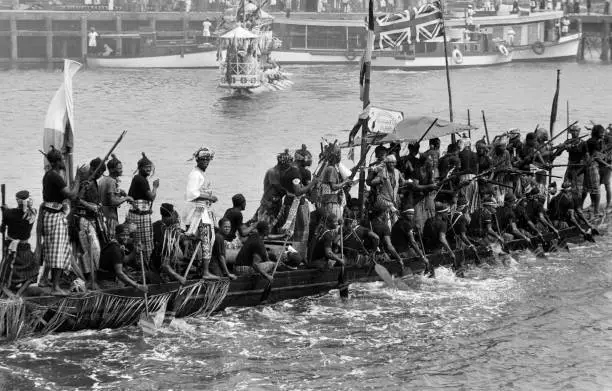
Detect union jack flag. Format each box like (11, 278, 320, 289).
(373, 1, 444, 50)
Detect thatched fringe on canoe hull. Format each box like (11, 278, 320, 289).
(0, 279, 231, 342)
(173, 279, 230, 318)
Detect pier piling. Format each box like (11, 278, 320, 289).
(601, 21, 611, 61)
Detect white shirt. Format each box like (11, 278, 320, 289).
(88, 31, 99, 47)
(202, 21, 212, 37)
(185, 167, 214, 228)
(185, 167, 212, 203)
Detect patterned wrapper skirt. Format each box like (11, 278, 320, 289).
(414, 194, 435, 233)
(42, 210, 72, 270)
(78, 217, 101, 274)
(584, 163, 600, 195)
(459, 174, 479, 214)
(3, 241, 39, 286)
(126, 211, 154, 262)
(563, 167, 584, 195)
(279, 196, 310, 260)
(186, 204, 216, 261)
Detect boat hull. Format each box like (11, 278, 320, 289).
(511, 33, 581, 62)
(87, 50, 219, 69)
(370, 52, 513, 70)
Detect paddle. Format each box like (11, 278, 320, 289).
(260, 235, 290, 303)
(137, 250, 157, 336)
(1, 184, 5, 258)
(338, 223, 349, 298)
(183, 240, 200, 279)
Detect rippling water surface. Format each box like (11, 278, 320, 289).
(1, 62, 612, 390)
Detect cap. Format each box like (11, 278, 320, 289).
(15, 190, 29, 200)
(160, 203, 174, 217)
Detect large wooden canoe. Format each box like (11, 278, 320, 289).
(0, 224, 595, 342)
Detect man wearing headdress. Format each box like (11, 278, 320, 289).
(367, 154, 404, 230)
(277, 148, 318, 260)
(257, 151, 289, 228)
(75, 157, 106, 290)
(553, 124, 586, 199)
(185, 147, 219, 279)
(99, 154, 133, 237)
(320, 145, 351, 222)
(490, 135, 514, 204)
(40, 147, 80, 296)
(126, 153, 159, 269)
(1, 190, 39, 291)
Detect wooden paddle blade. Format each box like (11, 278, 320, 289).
(260, 281, 272, 303)
(374, 264, 395, 287)
(139, 314, 158, 336)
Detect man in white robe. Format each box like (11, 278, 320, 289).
(185, 147, 220, 279)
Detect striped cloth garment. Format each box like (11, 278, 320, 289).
(42, 208, 72, 270)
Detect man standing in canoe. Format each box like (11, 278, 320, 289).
(126, 153, 159, 268)
(40, 147, 80, 296)
(185, 147, 219, 279)
(257, 151, 289, 229)
(98, 154, 133, 238)
(1, 190, 39, 291)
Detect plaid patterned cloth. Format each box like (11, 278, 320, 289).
(126, 200, 154, 265)
(42, 209, 72, 270)
(584, 162, 600, 195)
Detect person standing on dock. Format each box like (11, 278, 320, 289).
(99, 154, 133, 238)
(88, 27, 99, 55)
(40, 147, 81, 296)
(185, 147, 219, 279)
(126, 153, 159, 269)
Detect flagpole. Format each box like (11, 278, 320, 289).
(547, 69, 561, 206)
(440, 0, 455, 142)
(357, 0, 375, 219)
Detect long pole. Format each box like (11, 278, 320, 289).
(357, 0, 375, 219)
(440, 1, 455, 143)
(548, 69, 561, 206)
(467, 109, 471, 139)
(1, 184, 5, 263)
(482, 110, 490, 144)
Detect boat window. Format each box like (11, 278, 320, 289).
(287, 24, 306, 49)
(306, 26, 347, 50)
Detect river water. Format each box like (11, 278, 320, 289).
(1, 61, 612, 390)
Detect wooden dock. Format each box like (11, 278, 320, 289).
(0, 10, 223, 68)
(571, 14, 612, 61)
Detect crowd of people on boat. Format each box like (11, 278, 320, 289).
(1, 122, 612, 295)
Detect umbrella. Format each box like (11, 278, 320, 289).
(341, 116, 477, 147)
(220, 26, 258, 39)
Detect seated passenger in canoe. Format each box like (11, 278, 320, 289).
(309, 213, 344, 270)
(210, 217, 237, 280)
(223, 193, 253, 247)
(97, 224, 149, 292)
(152, 203, 188, 285)
(235, 221, 276, 281)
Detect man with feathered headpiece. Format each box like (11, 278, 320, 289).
(185, 147, 220, 279)
(126, 152, 159, 268)
(256, 149, 292, 229)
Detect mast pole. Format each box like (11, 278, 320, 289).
(357, 0, 375, 219)
(440, 0, 455, 143)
